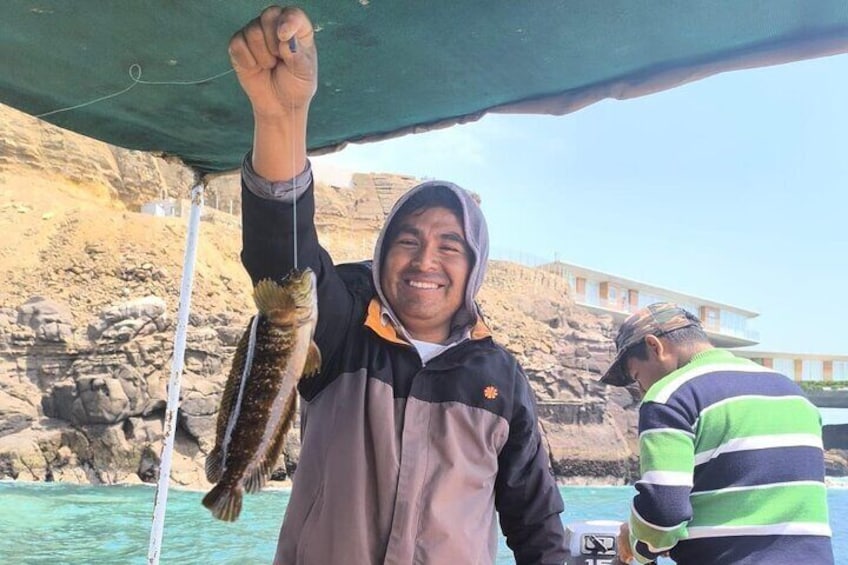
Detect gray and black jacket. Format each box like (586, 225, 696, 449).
(241, 158, 567, 565)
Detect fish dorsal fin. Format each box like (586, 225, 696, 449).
(244, 391, 298, 494)
(253, 278, 296, 316)
(207, 315, 256, 482)
(303, 341, 322, 377)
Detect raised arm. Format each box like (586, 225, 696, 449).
(228, 5, 316, 181)
(230, 7, 359, 397)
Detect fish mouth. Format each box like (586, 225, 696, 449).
(284, 268, 314, 284)
(296, 305, 316, 324)
(284, 269, 317, 299)
(252, 268, 316, 317)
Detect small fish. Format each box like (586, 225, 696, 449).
(202, 268, 320, 522)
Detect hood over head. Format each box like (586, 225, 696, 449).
(372, 180, 489, 338)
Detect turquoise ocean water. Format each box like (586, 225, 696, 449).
(1, 481, 845, 564)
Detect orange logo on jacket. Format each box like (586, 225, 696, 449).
(483, 385, 498, 400)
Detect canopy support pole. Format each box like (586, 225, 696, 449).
(147, 183, 205, 565)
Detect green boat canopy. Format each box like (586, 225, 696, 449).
(2, 0, 848, 175)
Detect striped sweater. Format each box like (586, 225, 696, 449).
(628, 348, 833, 564)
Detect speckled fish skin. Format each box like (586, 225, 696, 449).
(202, 268, 320, 522)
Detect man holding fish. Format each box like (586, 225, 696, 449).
(221, 5, 568, 564)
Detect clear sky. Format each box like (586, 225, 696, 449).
(312, 53, 848, 355)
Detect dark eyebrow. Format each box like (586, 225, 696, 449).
(394, 225, 421, 239)
(394, 226, 466, 244)
(441, 232, 466, 245)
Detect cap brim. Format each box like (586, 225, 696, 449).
(600, 354, 632, 387)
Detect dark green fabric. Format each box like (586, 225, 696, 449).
(2, 1, 847, 174)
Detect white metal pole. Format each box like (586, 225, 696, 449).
(147, 182, 204, 565)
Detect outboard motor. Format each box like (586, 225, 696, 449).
(563, 520, 656, 565)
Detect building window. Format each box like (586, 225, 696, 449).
(772, 358, 795, 380)
(833, 361, 848, 382)
(585, 281, 600, 306)
(638, 292, 665, 309)
(801, 360, 823, 382)
(604, 286, 629, 312)
(708, 310, 718, 325)
(720, 310, 745, 336)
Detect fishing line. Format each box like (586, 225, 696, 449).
(35, 64, 234, 118)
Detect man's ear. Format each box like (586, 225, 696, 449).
(645, 335, 664, 358)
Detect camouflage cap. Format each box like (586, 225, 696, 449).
(600, 302, 703, 386)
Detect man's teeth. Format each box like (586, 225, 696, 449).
(408, 280, 439, 289)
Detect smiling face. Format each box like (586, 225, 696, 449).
(380, 206, 471, 343)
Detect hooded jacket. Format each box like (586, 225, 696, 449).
(240, 157, 567, 565)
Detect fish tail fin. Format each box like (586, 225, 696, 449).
(245, 392, 298, 494)
(253, 279, 295, 315)
(205, 446, 224, 484)
(202, 483, 243, 522)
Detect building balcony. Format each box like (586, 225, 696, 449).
(574, 295, 759, 348)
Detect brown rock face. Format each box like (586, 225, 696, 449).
(0, 102, 641, 490)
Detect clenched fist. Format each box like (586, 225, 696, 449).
(228, 6, 318, 119)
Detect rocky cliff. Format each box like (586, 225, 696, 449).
(2, 103, 841, 490)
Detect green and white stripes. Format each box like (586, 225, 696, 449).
(627, 349, 832, 563)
